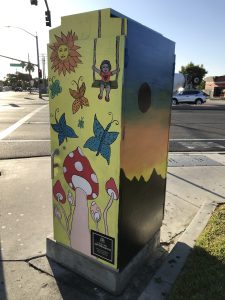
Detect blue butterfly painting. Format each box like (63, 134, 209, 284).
(49, 77, 62, 99)
(51, 109, 78, 146)
(84, 113, 119, 164)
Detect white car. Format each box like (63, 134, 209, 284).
(172, 90, 208, 105)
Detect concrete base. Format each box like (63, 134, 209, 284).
(46, 230, 160, 295)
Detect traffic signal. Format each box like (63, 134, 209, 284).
(38, 69, 42, 79)
(30, 0, 38, 5)
(45, 10, 51, 27)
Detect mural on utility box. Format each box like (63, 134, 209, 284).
(49, 31, 82, 76)
(83, 113, 119, 165)
(49, 77, 62, 99)
(48, 9, 125, 267)
(50, 108, 78, 146)
(48, 8, 174, 270)
(69, 76, 89, 114)
(91, 35, 121, 102)
(92, 60, 120, 101)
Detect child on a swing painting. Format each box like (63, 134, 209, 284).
(92, 60, 120, 102)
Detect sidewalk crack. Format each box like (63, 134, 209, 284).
(161, 229, 186, 249)
(0, 254, 46, 263)
(27, 259, 53, 278)
(167, 191, 201, 208)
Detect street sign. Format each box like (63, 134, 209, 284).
(10, 63, 22, 67)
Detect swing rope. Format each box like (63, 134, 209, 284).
(92, 10, 123, 89)
(92, 11, 101, 82)
(93, 38, 97, 82)
(115, 36, 120, 83)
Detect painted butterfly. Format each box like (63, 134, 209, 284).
(51, 109, 78, 146)
(83, 113, 119, 164)
(69, 77, 89, 114)
(49, 78, 62, 99)
(78, 117, 84, 129)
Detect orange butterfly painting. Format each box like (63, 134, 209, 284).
(69, 76, 89, 114)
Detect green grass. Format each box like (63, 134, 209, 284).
(168, 204, 225, 300)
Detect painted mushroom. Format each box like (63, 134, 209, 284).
(90, 201, 101, 231)
(53, 180, 70, 231)
(54, 205, 62, 220)
(53, 180, 66, 204)
(103, 177, 119, 235)
(63, 147, 99, 256)
(67, 190, 75, 206)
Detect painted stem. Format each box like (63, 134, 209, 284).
(58, 202, 69, 232)
(67, 200, 74, 236)
(70, 188, 91, 257)
(55, 204, 70, 240)
(96, 221, 99, 232)
(103, 193, 114, 236)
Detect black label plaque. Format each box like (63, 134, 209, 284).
(91, 230, 114, 264)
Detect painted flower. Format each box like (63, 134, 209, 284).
(49, 31, 82, 76)
(67, 190, 75, 206)
(54, 206, 61, 219)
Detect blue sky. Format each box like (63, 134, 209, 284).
(0, 0, 224, 80)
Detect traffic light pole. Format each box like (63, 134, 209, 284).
(44, 0, 50, 11)
(31, 0, 51, 27)
(5, 26, 42, 98)
(35, 34, 42, 98)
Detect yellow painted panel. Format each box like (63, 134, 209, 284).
(48, 10, 125, 269)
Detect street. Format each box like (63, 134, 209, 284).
(0, 92, 225, 159)
(170, 102, 225, 152)
(0, 91, 50, 159)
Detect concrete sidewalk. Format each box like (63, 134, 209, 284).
(0, 152, 225, 299)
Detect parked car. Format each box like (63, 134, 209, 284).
(14, 87, 23, 92)
(3, 86, 12, 91)
(172, 90, 208, 105)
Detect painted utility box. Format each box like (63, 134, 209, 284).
(47, 8, 175, 293)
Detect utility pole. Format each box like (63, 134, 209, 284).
(41, 54, 46, 80)
(41, 54, 46, 89)
(35, 33, 41, 98)
(4, 26, 41, 98)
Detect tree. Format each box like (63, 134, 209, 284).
(3, 72, 32, 90)
(180, 62, 207, 89)
(3, 74, 17, 87)
(25, 62, 35, 78)
(25, 62, 35, 93)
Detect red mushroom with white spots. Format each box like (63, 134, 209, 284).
(90, 201, 101, 232)
(53, 180, 66, 204)
(53, 180, 70, 232)
(63, 146, 99, 257)
(103, 177, 119, 235)
(54, 205, 62, 220)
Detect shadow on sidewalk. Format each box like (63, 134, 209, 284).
(46, 244, 168, 300)
(0, 242, 7, 300)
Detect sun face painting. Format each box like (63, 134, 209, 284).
(49, 31, 82, 76)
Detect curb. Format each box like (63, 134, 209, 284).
(138, 200, 220, 300)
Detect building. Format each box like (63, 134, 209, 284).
(205, 75, 225, 98)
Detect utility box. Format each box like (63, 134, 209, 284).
(47, 8, 175, 294)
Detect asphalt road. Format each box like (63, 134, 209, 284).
(0, 92, 225, 159)
(170, 102, 225, 152)
(0, 91, 50, 159)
